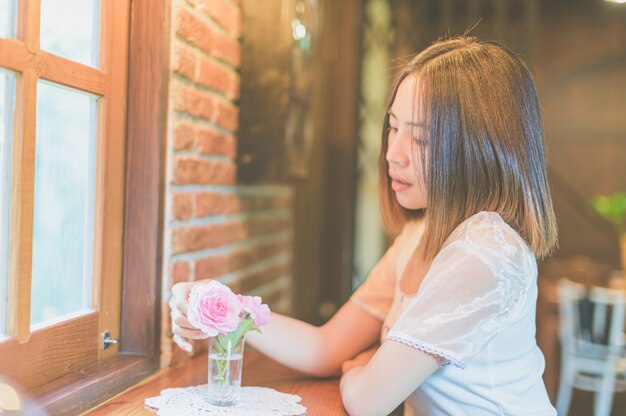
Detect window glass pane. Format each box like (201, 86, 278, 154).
(0, 70, 15, 335)
(0, 0, 17, 38)
(31, 81, 97, 328)
(40, 0, 101, 67)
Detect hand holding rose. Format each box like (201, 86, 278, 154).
(170, 280, 271, 352)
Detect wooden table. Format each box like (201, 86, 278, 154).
(85, 351, 347, 415)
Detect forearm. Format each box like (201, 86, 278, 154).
(173, 280, 380, 377)
(245, 312, 335, 377)
(340, 341, 439, 416)
(246, 300, 384, 378)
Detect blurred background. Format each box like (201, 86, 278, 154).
(1, 0, 625, 413)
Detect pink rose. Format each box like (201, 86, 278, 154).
(188, 281, 242, 336)
(238, 295, 271, 327)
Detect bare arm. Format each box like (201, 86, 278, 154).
(244, 301, 381, 376)
(340, 341, 440, 416)
(170, 281, 383, 377)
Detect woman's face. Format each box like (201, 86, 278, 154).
(386, 75, 428, 210)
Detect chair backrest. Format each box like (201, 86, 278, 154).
(558, 279, 626, 356)
(558, 279, 586, 353)
(589, 286, 626, 354)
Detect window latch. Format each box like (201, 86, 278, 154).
(101, 331, 120, 350)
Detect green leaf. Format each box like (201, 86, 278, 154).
(216, 333, 230, 353)
(590, 192, 626, 232)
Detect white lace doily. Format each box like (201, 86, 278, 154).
(145, 385, 307, 416)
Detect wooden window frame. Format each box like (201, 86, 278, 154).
(1, 0, 129, 389)
(0, 0, 169, 413)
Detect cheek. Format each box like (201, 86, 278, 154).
(395, 185, 427, 210)
(412, 183, 428, 204)
(413, 146, 429, 186)
(410, 157, 427, 190)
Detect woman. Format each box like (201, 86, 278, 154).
(170, 37, 558, 415)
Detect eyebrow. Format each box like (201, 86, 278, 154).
(387, 111, 426, 129)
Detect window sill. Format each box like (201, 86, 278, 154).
(30, 354, 158, 415)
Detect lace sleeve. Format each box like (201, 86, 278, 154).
(386, 213, 535, 368)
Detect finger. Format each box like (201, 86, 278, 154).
(172, 324, 208, 339)
(173, 312, 197, 330)
(173, 334, 193, 352)
(169, 296, 189, 315)
(170, 303, 198, 332)
(171, 283, 192, 314)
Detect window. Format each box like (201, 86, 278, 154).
(0, 1, 17, 39)
(0, 0, 130, 395)
(0, 70, 15, 338)
(0, 0, 167, 412)
(31, 81, 98, 328)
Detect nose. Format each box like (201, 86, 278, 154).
(386, 131, 410, 167)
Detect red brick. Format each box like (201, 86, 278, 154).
(245, 218, 291, 237)
(238, 195, 291, 212)
(172, 81, 215, 119)
(174, 4, 241, 68)
(228, 242, 291, 271)
(195, 192, 233, 217)
(171, 42, 197, 81)
(263, 285, 293, 308)
(214, 99, 239, 132)
(171, 81, 238, 130)
(194, 0, 241, 35)
(174, 5, 214, 52)
(229, 77, 240, 101)
(226, 194, 294, 215)
(171, 222, 246, 254)
(172, 121, 196, 151)
(238, 263, 291, 293)
(228, 248, 258, 272)
(224, 279, 242, 293)
(196, 127, 236, 157)
(207, 29, 241, 68)
(171, 192, 194, 220)
(197, 57, 239, 100)
(171, 157, 236, 185)
(226, 194, 242, 213)
(170, 261, 191, 286)
(257, 241, 291, 260)
(195, 254, 230, 280)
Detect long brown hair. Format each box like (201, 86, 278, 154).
(379, 37, 558, 261)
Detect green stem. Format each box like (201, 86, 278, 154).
(214, 335, 228, 383)
(213, 333, 243, 385)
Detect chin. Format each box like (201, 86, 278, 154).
(395, 196, 426, 210)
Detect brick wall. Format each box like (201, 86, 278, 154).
(161, 0, 295, 367)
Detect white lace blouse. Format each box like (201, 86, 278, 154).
(350, 211, 556, 416)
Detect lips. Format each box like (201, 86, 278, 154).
(389, 173, 412, 192)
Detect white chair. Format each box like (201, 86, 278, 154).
(556, 279, 626, 416)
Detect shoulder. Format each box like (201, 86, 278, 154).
(440, 211, 536, 281)
(446, 212, 532, 255)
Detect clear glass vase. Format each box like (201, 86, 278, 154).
(207, 334, 245, 406)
